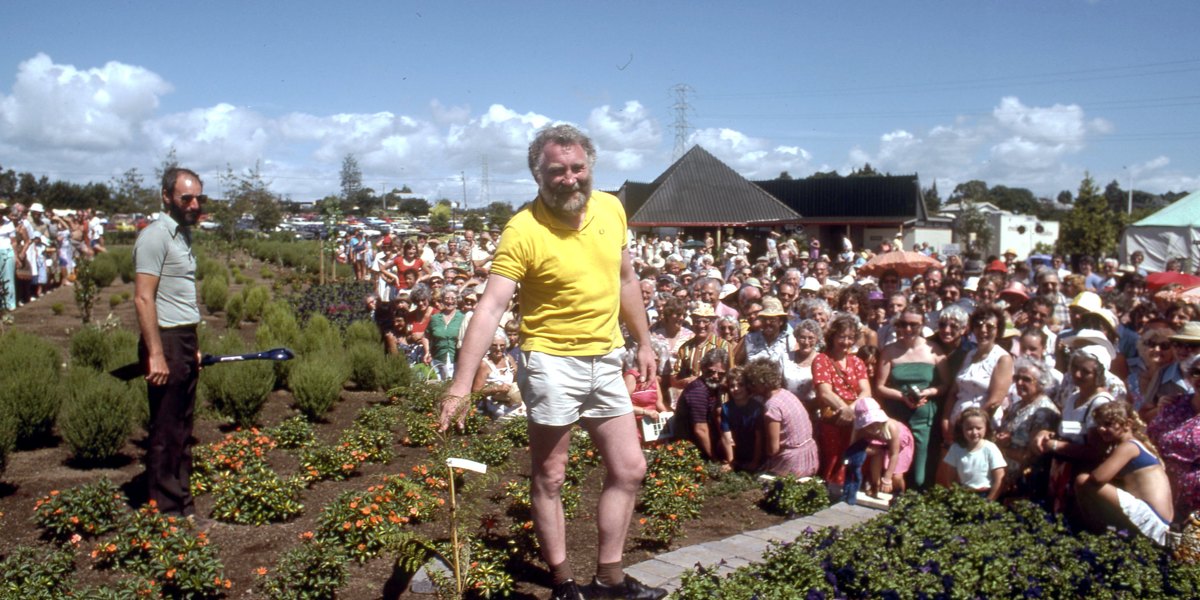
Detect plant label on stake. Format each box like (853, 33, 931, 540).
(445, 456, 486, 595)
(446, 457, 487, 474)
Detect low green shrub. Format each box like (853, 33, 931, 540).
(200, 335, 274, 427)
(196, 255, 228, 283)
(344, 319, 381, 346)
(379, 352, 413, 394)
(0, 404, 16, 477)
(289, 357, 345, 421)
(347, 341, 386, 391)
(68, 325, 139, 373)
(268, 415, 315, 449)
(89, 252, 119, 288)
(51, 302, 65, 315)
(298, 314, 342, 356)
(254, 534, 348, 600)
(500, 416, 529, 448)
(109, 246, 136, 284)
(108, 294, 123, 308)
(225, 293, 244, 328)
(33, 478, 127, 543)
(201, 275, 228, 315)
(0, 352, 61, 447)
(257, 301, 301, 388)
(0, 545, 76, 599)
(241, 285, 271, 322)
(58, 367, 136, 462)
(760, 475, 829, 518)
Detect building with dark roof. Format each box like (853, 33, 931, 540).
(617, 145, 951, 254)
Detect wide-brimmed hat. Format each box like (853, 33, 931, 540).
(705, 268, 723, 280)
(744, 277, 764, 290)
(999, 280, 1029, 302)
(801, 277, 821, 293)
(1171, 321, 1200, 344)
(758, 296, 788, 318)
(29, 202, 44, 213)
(1069, 291, 1104, 314)
(1073, 343, 1113, 371)
(986, 259, 1008, 273)
(853, 397, 889, 431)
(1004, 248, 1018, 257)
(720, 283, 739, 300)
(1067, 328, 1116, 361)
(690, 302, 716, 318)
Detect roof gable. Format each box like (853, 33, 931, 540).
(626, 146, 800, 226)
(1134, 189, 1200, 226)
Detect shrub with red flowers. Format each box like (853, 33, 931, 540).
(638, 442, 708, 547)
(210, 464, 305, 525)
(317, 475, 443, 562)
(297, 442, 371, 483)
(191, 427, 277, 494)
(32, 478, 126, 544)
(90, 501, 230, 598)
(254, 531, 349, 600)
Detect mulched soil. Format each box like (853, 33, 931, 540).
(0, 253, 786, 599)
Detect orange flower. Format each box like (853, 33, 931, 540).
(256, 567, 268, 576)
(165, 568, 176, 579)
(300, 531, 314, 540)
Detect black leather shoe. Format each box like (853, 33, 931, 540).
(584, 575, 667, 600)
(551, 579, 586, 600)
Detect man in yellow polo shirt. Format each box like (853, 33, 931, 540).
(439, 124, 662, 600)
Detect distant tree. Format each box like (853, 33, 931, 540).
(340, 154, 363, 199)
(1056, 190, 1073, 205)
(777, 171, 793, 180)
(153, 147, 179, 187)
(1057, 173, 1118, 259)
(922, 182, 941, 214)
(429, 203, 451, 231)
(988, 185, 1039, 214)
(462, 213, 484, 232)
(107, 168, 157, 214)
(230, 162, 283, 233)
(949, 180, 989, 204)
(0, 164, 17, 197)
(17, 172, 48, 201)
(400, 184, 412, 193)
(953, 201, 992, 259)
(485, 201, 514, 230)
(849, 163, 881, 177)
(806, 170, 842, 179)
(397, 198, 430, 216)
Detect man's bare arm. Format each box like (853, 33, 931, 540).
(438, 274, 517, 429)
(134, 272, 168, 385)
(618, 250, 656, 381)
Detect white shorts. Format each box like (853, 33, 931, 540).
(518, 348, 632, 426)
(1116, 487, 1170, 546)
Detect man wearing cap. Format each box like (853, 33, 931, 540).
(437, 125, 664, 600)
(671, 302, 729, 392)
(134, 167, 204, 519)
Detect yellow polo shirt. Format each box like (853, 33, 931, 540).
(490, 191, 626, 356)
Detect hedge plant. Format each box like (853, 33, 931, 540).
(89, 252, 119, 288)
(59, 367, 136, 463)
(289, 357, 345, 421)
(201, 276, 229, 315)
(0, 344, 62, 447)
(200, 335, 274, 427)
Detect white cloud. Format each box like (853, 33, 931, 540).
(690, 127, 814, 179)
(0, 53, 170, 151)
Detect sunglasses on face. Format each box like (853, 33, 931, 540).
(897, 321, 922, 329)
(179, 194, 208, 205)
(1146, 341, 1170, 350)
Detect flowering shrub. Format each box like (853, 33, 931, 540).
(431, 431, 512, 469)
(499, 415, 529, 448)
(402, 409, 442, 448)
(210, 465, 305, 525)
(91, 502, 230, 599)
(411, 463, 450, 492)
(338, 422, 395, 465)
(675, 485, 1200, 599)
(254, 532, 348, 600)
(267, 414, 316, 449)
(639, 442, 708, 547)
(288, 282, 373, 330)
(191, 428, 277, 494)
(297, 442, 370, 483)
(760, 475, 829, 518)
(33, 479, 126, 543)
(317, 475, 442, 562)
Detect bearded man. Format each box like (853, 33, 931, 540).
(675, 347, 730, 461)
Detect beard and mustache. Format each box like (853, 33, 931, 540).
(539, 178, 590, 218)
(168, 201, 202, 227)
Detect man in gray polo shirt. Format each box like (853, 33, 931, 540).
(134, 166, 204, 517)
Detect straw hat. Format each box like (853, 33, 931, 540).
(1069, 291, 1104, 314)
(690, 302, 716, 318)
(758, 296, 788, 318)
(1171, 321, 1200, 344)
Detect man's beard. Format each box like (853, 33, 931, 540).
(704, 378, 721, 391)
(169, 202, 201, 227)
(539, 179, 590, 218)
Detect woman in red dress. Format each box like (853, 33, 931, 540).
(812, 314, 872, 484)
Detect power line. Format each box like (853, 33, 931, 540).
(670, 83, 694, 161)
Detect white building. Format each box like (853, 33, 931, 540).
(939, 202, 1059, 259)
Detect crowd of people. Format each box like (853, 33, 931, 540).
(0, 201, 108, 311)
(364, 218, 1199, 550)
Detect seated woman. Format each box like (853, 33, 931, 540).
(1076, 402, 1174, 546)
(720, 367, 762, 472)
(747, 357, 818, 478)
(473, 330, 522, 419)
(996, 356, 1060, 494)
(384, 309, 429, 365)
(623, 342, 670, 436)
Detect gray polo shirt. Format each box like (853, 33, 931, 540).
(134, 212, 200, 328)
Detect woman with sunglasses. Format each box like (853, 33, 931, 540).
(942, 305, 1013, 445)
(1137, 327, 1185, 422)
(875, 306, 948, 489)
(996, 356, 1060, 496)
(1148, 354, 1200, 522)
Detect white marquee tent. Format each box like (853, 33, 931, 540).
(1121, 190, 1200, 271)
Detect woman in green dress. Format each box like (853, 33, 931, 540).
(875, 306, 948, 488)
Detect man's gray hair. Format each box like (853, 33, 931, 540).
(527, 124, 597, 180)
(939, 304, 969, 327)
(700, 347, 729, 369)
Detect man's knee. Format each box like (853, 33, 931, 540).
(532, 468, 567, 497)
(609, 452, 646, 488)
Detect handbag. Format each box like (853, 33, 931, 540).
(818, 355, 855, 424)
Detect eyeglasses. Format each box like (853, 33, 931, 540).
(897, 321, 922, 329)
(179, 194, 208, 205)
(1175, 342, 1200, 351)
(1146, 341, 1170, 350)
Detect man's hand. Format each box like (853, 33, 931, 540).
(146, 353, 170, 386)
(636, 344, 657, 383)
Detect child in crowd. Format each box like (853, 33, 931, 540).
(624, 343, 670, 435)
(1075, 402, 1174, 546)
(938, 407, 1006, 500)
(856, 345, 879, 383)
(720, 367, 762, 472)
(851, 397, 914, 497)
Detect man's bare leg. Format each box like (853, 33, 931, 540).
(528, 422, 574, 568)
(581, 413, 646, 564)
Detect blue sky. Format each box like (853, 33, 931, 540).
(1, 1, 1197, 207)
